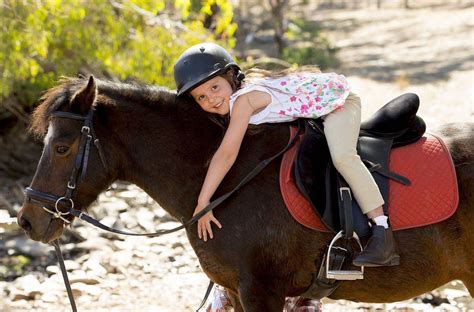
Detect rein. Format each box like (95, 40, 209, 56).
(25, 109, 303, 311)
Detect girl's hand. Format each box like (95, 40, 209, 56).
(194, 204, 222, 241)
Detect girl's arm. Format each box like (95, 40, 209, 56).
(197, 94, 254, 206)
(195, 91, 270, 241)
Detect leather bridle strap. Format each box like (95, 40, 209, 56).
(25, 108, 108, 224)
(52, 240, 77, 312)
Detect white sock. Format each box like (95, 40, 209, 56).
(373, 215, 389, 229)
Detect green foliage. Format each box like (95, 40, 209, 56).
(0, 254, 31, 280)
(0, 0, 237, 109)
(282, 18, 339, 69)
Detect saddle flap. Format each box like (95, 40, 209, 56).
(294, 121, 394, 236)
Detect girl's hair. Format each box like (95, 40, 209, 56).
(244, 65, 321, 79)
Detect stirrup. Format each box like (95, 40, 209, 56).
(326, 230, 364, 280)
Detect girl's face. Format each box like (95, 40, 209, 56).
(190, 76, 234, 115)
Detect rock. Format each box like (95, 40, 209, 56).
(0, 211, 18, 234)
(13, 274, 41, 293)
(41, 292, 59, 303)
(62, 259, 80, 271)
(71, 282, 101, 296)
(75, 237, 114, 252)
(5, 236, 50, 257)
(83, 258, 107, 277)
(136, 207, 156, 232)
(119, 212, 138, 229)
(69, 275, 101, 285)
(10, 289, 33, 301)
(46, 265, 60, 275)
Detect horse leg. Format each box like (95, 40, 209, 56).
(462, 275, 473, 296)
(238, 277, 285, 312)
(227, 289, 244, 312)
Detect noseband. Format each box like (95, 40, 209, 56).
(25, 107, 108, 224)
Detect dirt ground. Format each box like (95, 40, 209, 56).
(1, 2, 473, 312)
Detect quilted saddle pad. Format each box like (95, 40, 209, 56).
(280, 128, 459, 232)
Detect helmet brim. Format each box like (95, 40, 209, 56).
(176, 68, 222, 97)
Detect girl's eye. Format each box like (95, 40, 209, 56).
(198, 95, 205, 101)
(56, 146, 69, 155)
(212, 85, 218, 90)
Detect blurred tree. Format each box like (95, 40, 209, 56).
(0, 0, 236, 116)
(266, 0, 288, 56)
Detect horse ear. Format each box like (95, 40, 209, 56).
(70, 76, 97, 114)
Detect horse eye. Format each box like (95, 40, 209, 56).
(56, 145, 69, 155)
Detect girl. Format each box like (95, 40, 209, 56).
(174, 42, 399, 268)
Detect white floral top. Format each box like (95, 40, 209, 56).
(229, 72, 350, 125)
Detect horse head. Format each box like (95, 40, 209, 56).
(18, 76, 115, 243)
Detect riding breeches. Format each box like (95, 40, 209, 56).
(323, 92, 384, 214)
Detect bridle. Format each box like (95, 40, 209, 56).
(23, 105, 303, 312)
(24, 107, 107, 312)
(25, 108, 108, 224)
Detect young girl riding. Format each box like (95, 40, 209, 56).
(173, 42, 399, 267)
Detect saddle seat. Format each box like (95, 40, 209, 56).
(360, 93, 426, 146)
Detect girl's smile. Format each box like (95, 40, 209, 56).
(190, 76, 233, 115)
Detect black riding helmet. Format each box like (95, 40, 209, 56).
(174, 42, 244, 96)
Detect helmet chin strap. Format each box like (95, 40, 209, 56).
(236, 70, 245, 82)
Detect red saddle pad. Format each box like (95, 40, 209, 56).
(280, 127, 459, 232)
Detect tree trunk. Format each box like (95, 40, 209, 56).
(267, 0, 288, 56)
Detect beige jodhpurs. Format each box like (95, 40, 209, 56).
(323, 92, 384, 214)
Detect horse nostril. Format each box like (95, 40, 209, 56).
(19, 216, 32, 232)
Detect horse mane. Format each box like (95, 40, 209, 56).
(29, 76, 179, 139)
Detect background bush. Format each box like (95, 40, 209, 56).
(0, 0, 236, 113)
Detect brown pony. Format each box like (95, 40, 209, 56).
(18, 76, 473, 311)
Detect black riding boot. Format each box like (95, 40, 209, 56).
(352, 225, 400, 267)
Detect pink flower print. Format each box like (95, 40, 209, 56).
(300, 105, 309, 114)
(290, 96, 297, 102)
(308, 100, 314, 107)
(328, 81, 334, 89)
(295, 87, 303, 93)
(337, 83, 345, 89)
(287, 107, 293, 112)
(306, 96, 311, 100)
(280, 81, 287, 86)
(315, 96, 321, 102)
(279, 110, 286, 115)
(316, 106, 322, 110)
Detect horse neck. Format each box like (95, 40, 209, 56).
(98, 95, 222, 220)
